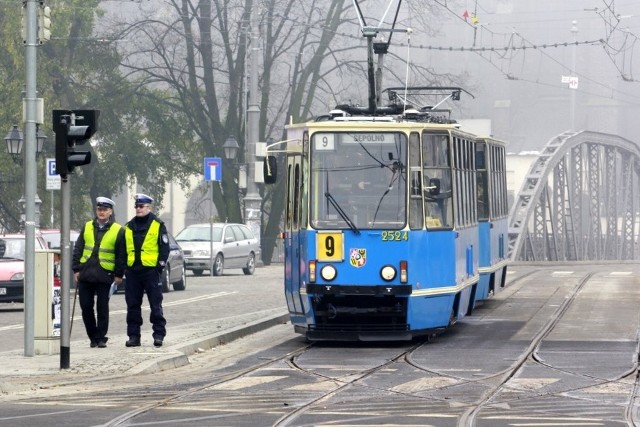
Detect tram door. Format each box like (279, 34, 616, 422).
(284, 154, 305, 316)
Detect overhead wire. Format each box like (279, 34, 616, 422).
(428, 0, 640, 104)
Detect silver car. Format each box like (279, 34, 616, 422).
(175, 223, 259, 276)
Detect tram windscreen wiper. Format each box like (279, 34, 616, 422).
(372, 160, 402, 225)
(324, 192, 360, 234)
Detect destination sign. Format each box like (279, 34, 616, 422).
(314, 132, 398, 150)
(344, 133, 393, 143)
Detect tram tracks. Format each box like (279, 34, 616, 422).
(399, 269, 640, 426)
(273, 341, 426, 426)
(456, 270, 640, 427)
(101, 267, 622, 426)
(99, 343, 313, 426)
(455, 272, 594, 426)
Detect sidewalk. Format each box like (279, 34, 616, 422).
(0, 307, 289, 395)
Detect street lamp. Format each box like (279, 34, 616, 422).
(4, 124, 46, 165)
(223, 135, 239, 160)
(223, 135, 246, 189)
(4, 124, 44, 229)
(4, 124, 24, 160)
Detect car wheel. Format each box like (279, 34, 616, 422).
(161, 266, 171, 293)
(242, 252, 255, 275)
(212, 254, 224, 276)
(173, 265, 187, 291)
(192, 269, 203, 276)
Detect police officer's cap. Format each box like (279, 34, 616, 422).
(134, 193, 154, 204)
(96, 197, 115, 209)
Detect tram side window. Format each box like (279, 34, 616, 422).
(452, 137, 478, 228)
(490, 146, 498, 219)
(469, 139, 477, 224)
(490, 144, 507, 219)
(499, 146, 507, 216)
(423, 133, 453, 229)
(409, 132, 423, 230)
(476, 143, 489, 220)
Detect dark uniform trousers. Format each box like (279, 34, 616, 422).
(125, 268, 166, 339)
(78, 281, 111, 342)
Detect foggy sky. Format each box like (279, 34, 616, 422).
(102, 0, 640, 154)
(425, 0, 640, 153)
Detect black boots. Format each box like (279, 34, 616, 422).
(125, 337, 141, 347)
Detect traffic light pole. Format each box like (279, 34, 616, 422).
(51, 110, 98, 368)
(23, 0, 39, 357)
(60, 174, 71, 369)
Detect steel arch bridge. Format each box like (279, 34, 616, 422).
(508, 130, 640, 261)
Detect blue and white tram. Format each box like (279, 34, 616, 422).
(475, 137, 509, 301)
(265, 107, 509, 341)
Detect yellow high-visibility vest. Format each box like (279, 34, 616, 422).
(125, 220, 161, 267)
(79, 221, 122, 272)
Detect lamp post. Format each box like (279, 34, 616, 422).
(223, 135, 248, 191)
(570, 21, 578, 131)
(4, 124, 24, 157)
(220, 136, 240, 276)
(223, 135, 239, 161)
(4, 124, 46, 164)
(4, 124, 44, 229)
(245, 6, 263, 257)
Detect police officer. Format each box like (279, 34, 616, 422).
(123, 194, 170, 347)
(72, 197, 125, 348)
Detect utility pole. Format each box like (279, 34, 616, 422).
(571, 21, 578, 131)
(244, 7, 262, 252)
(23, 0, 39, 357)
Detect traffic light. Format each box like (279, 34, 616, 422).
(37, 4, 51, 44)
(53, 110, 99, 176)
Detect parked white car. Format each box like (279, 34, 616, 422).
(175, 223, 260, 276)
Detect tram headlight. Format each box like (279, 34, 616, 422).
(400, 260, 408, 283)
(320, 265, 337, 281)
(309, 260, 316, 283)
(380, 265, 396, 282)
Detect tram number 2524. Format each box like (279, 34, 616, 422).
(381, 231, 408, 241)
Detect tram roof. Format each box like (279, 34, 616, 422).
(286, 118, 461, 131)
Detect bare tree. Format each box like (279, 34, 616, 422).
(104, 0, 467, 261)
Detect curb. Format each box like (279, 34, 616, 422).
(131, 311, 290, 374)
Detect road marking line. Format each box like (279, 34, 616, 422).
(0, 291, 237, 331)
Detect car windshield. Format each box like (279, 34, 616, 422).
(175, 226, 223, 242)
(0, 238, 25, 261)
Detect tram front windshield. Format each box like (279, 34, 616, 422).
(310, 131, 407, 230)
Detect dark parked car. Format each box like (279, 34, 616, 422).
(116, 232, 186, 294)
(175, 223, 260, 276)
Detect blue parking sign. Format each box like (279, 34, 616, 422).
(46, 158, 61, 190)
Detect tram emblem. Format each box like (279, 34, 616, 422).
(349, 248, 366, 268)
